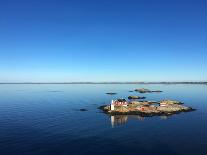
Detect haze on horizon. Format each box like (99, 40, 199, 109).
(0, 0, 207, 83)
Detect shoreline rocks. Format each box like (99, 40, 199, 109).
(160, 100, 183, 104)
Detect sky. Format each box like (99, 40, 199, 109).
(0, 0, 207, 82)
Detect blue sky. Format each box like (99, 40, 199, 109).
(0, 0, 207, 82)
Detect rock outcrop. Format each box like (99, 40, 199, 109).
(135, 88, 162, 93)
(128, 96, 146, 99)
(160, 100, 183, 104)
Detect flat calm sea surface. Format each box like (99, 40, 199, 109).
(0, 84, 207, 155)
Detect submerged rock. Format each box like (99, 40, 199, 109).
(106, 92, 117, 95)
(79, 108, 88, 111)
(128, 96, 146, 99)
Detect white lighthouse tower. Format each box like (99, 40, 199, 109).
(111, 100, 114, 110)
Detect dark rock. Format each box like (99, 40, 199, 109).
(117, 98, 127, 102)
(106, 92, 117, 95)
(79, 108, 88, 111)
(152, 90, 163, 93)
(128, 96, 146, 99)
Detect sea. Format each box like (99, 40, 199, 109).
(0, 84, 206, 155)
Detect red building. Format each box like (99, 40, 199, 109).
(112, 99, 128, 106)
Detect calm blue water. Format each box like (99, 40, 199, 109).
(0, 84, 207, 155)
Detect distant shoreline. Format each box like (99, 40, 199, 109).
(0, 82, 206, 84)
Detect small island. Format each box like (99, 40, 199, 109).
(99, 99, 194, 117)
(135, 88, 162, 93)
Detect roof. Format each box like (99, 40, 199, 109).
(116, 99, 127, 102)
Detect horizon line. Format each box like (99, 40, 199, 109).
(0, 81, 207, 84)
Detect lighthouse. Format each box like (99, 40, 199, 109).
(111, 100, 114, 110)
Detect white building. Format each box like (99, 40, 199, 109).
(111, 100, 114, 110)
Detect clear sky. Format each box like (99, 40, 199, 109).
(0, 0, 207, 82)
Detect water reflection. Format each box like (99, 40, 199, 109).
(111, 115, 128, 127)
(111, 115, 168, 127)
(160, 115, 168, 120)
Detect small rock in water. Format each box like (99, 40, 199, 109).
(79, 108, 88, 111)
(106, 92, 117, 95)
(128, 96, 146, 99)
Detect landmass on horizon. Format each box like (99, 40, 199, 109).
(0, 82, 206, 84)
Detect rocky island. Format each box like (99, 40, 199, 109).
(99, 99, 194, 117)
(135, 88, 162, 93)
